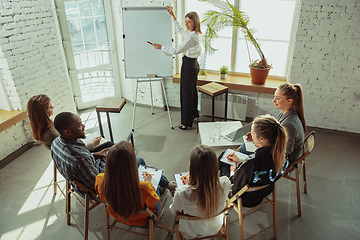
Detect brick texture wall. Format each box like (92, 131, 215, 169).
(288, 0, 360, 133)
(0, 0, 76, 160)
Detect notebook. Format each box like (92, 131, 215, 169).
(242, 135, 257, 152)
(221, 123, 252, 142)
(173, 171, 189, 188)
(82, 132, 110, 147)
(220, 148, 249, 165)
(138, 165, 163, 190)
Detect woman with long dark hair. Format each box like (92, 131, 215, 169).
(153, 6, 202, 130)
(95, 141, 161, 226)
(170, 145, 231, 239)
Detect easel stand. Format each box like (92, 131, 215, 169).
(132, 76, 173, 131)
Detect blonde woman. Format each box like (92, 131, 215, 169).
(153, 6, 202, 130)
(226, 115, 287, 207)
(170, 145, 231, 239)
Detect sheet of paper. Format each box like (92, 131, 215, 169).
(82, 132, 109, 146)
(220, 149, 249, 165)
(138, 165, 163, 190)
(173, 171, 189, 188)
(242, 135, 257, 152)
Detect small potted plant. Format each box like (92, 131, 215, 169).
(220, 66, 229, 79)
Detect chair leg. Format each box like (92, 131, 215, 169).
(238, 199, 245, 240)
(225, 212, 229, 239)
(295, 167, 301, 217)
(105, 207, 110, 240)
(303, 161, 307, 194)
(53, 164, 57, 194)
(84, 194, 89, 240)
(149, 218, 154, 240)
(211, 96, 215, 122)
(66, 180, 71, 224)
(273, 185, 277, 240)
(176, 221, 181, 240)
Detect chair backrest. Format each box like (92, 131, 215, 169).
(282, 131, 315, 175)
(303, 131, 315, 154)
(72, 180, 98, 199)
(175, 205, 233, 221)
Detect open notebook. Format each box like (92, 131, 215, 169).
(220, 148, 249, 165)
(138, 165, 163, 190)
(82, 132, 110, 147)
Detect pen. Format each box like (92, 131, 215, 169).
(180, 173, 189, 180)
(144, 172, 154, 176)
(147, 41, 153, 45)
(228, 146, 241, 158)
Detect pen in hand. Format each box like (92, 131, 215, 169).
(227, 146, 241, 160)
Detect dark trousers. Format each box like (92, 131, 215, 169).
(180, 56, 199, 127)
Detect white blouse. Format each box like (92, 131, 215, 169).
(161, 20, 201, 58)
(169, 176, 231, 239)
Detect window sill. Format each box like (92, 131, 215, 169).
(0, 110, 26, 132)
(172, 71, 286, 94)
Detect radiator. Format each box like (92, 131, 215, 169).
(200, 92, 248, 121)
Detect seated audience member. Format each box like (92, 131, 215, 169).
(239, 83, 306, 167)
(96, 141, 161, 226)
(223, 115, 287, 207)
(27, 94, 102, 151)
(51, 112, 175, 197)
(170, 145, 231, 239)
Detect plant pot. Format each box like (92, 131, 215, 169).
(220, 73, 227, 79)
(250, 67, 270, 85)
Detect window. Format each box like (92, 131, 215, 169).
(185, 0, 297, 77)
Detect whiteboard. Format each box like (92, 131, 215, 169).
(122, 7, 173, 78)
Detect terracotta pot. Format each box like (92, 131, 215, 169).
(220, 73, 227, 79)
(250, 67, 270, 85)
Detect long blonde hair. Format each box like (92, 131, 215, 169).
(253, 115, 287, 173)
(27, 94, 54, 141)
(188, 145, 221, 217)
(102, 141, 143, 220)
(185, 11, 202, 34)
(278, 83, 306, 134)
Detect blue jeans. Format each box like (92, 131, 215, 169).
(239, 143, 253, 155)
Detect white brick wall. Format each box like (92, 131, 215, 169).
(288, 0, 360, 133)
(0, 0, 76, 160)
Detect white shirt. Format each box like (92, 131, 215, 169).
(169, 176, 231, 239)
(161, 20, 201, 58)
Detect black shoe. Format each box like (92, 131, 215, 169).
(178, 125, 188, 130)
(192, 114, 199, 120)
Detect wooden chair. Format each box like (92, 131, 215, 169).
(282, 131, 316, 217)
(98, 196, 172, 240)
(170, 204, 233, 240)
(66, 180, 102, 240)
(228, 184, 277, 240)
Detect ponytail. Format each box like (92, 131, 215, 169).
(253, 115, 288, 174)
(279, 83, 306, 134)
(272, 125, 287, 173)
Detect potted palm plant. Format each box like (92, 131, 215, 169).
(200, 0, 272, 85)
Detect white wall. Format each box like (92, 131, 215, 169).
(0, 0, 76, 160)
(288, 0, 360, 133)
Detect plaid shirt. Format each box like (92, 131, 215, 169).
(51, 136, 105, 197)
